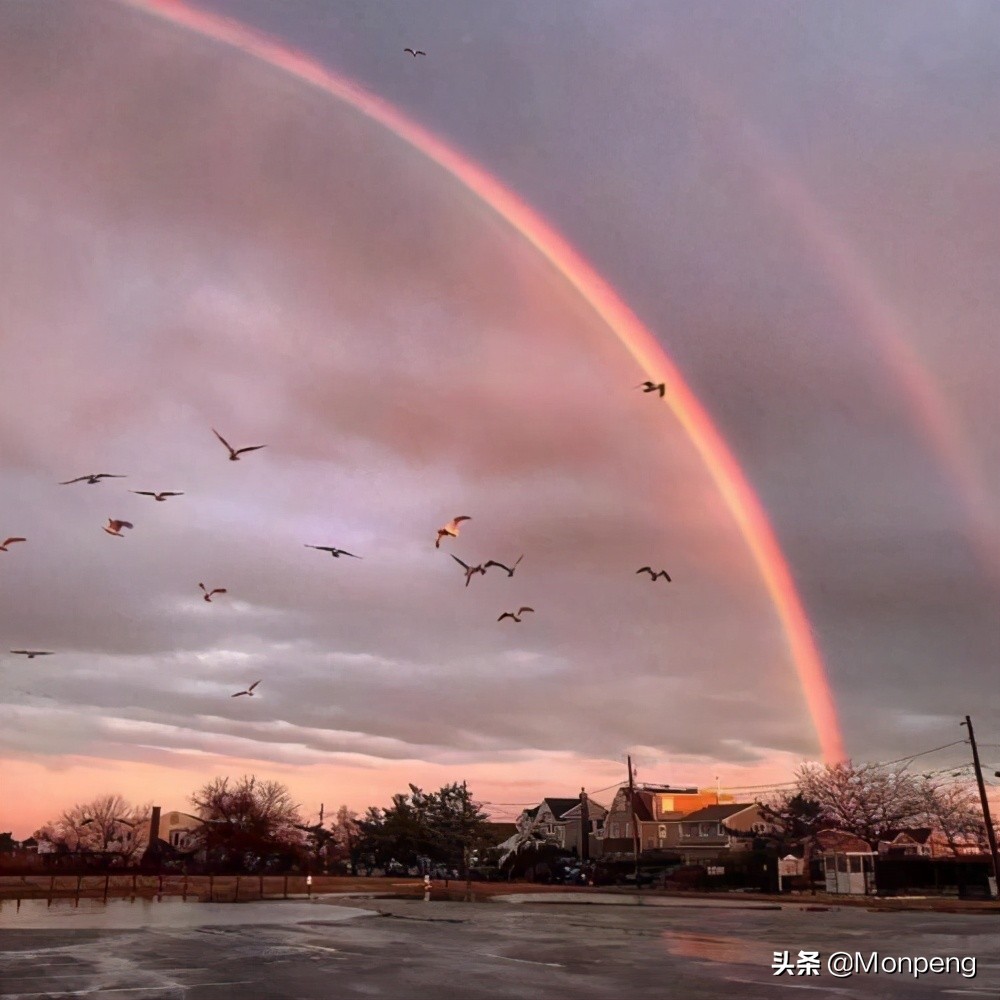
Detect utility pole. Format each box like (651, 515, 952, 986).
(963, 716, 999, 897)
(579, 788, 590, 863)
(627, 755, 640, 884)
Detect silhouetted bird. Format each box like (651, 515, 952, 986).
(0, 537, 26, 552)
(199, 583, 228, 603)
(305, 545, 360, 559)
(60, 474, 126, 485)
(436, 516, 470, 548)
(636, 381, 666, 398)
(10, 650, 53, 659)
(232, 681, 261, 698)
(212, 428, 266, 462)
(404, 47, 426, 56)
(451, 554, 486, 587)
(498, 607, 534, 623)
(637, 567, 671, 582)
(131, 491, 184, 502)
(484, 555, 523, 578)
(103, 519, 134, 537)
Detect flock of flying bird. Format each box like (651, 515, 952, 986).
(6, 382, 673, 694)
(3, 40, 677, 709)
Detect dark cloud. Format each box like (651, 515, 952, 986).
(1, 1, 997, 834)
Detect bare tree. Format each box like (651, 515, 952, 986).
(794, 761, 923, 846)
(330, 805, 361, 871)
(915, 776, 988, 855)
(34, 794, 151, 864)
(190, 775, 307, 871)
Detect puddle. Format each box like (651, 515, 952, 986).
(323, 891, 489, 904)
(0, 896, 376, 930)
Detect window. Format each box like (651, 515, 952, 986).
(657, 825, 666, 838)
(610, 823, 619, 838)
(699, 823, 718, 837)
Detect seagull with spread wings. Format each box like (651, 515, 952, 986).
(10, 650, 53, 659)
(498, 607, 534, 623)
(131, 491, 184, 502)
(636, 381, 666, 398)
(637, 567, 671, 582)
(305, 545, 361, 559)
(103, 519, 134, 537)
(60, 473, 126, 485)
(232, 681, 261, 698)
(199, 583, 228, 603)
(212, 428, 266, 462)
(404, 47, 426, 56)
(484, 555, 523, 578)
(450, 554, 486, 587)
(436, 516, 470, 549)
(0, 537, 26, 552)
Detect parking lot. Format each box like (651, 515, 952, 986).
(0, 892, 997, 999)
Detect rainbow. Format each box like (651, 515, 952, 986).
(681, 71, 1000, 585)
(114, 0, 846, 763)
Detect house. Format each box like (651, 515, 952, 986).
(514, 797, 607, 854)
(134, 810, 206, 856)
(600, 785, 736, 856)
(556, 798, 608, 857)
(669, 803, 774, 861)
(877, 828, 934, 858)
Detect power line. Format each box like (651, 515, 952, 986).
(879, 739, 968, 767)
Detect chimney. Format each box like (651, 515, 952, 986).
(141, 806, 162, 869)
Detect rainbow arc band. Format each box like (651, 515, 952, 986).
(116, 0, 845, 762)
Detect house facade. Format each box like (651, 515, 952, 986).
(601, 785, 736, 855)
(876, 828, 935, 858)
(557, 798, 608, 857)
(513, 796, 609, 856)
(668, 803, 773, 861)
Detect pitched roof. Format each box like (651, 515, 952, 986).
(542, 798, 584, 820)
(675, 803, 756, 823)
(632, 791, 656, 822)
(882, 828, 933, 845)
(814, 829, 873, 852)
(559, 800, 608, 819)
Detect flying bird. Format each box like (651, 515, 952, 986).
(232, 681, 261, 698)
(636, 381, 666, 398)
(305, 545, 361, 559)
(451, 554, 486, 587)
(199, 583, 228, 603)
(637, 567, 671, 582)
(10, 650, 53, 659)
(403, 47, 426, 56)
(212, 428, 266, 462)
(436, 516, 471, 548)
(60, 474, 126, 485)
(484, 555, 523, 578)
(131, 491, 184, 502)
(0, 537, 26, 552)
(103, 519, 134, 537)
(498, 607, 534, 623)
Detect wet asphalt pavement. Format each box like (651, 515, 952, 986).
(0, 894, 996, 998)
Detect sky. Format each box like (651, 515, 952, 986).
(1, 0, 998, 838)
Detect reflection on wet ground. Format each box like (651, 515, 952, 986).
(662, 930, 769, 966)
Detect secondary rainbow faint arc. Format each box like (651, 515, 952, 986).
(117, 0, 846, 764)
